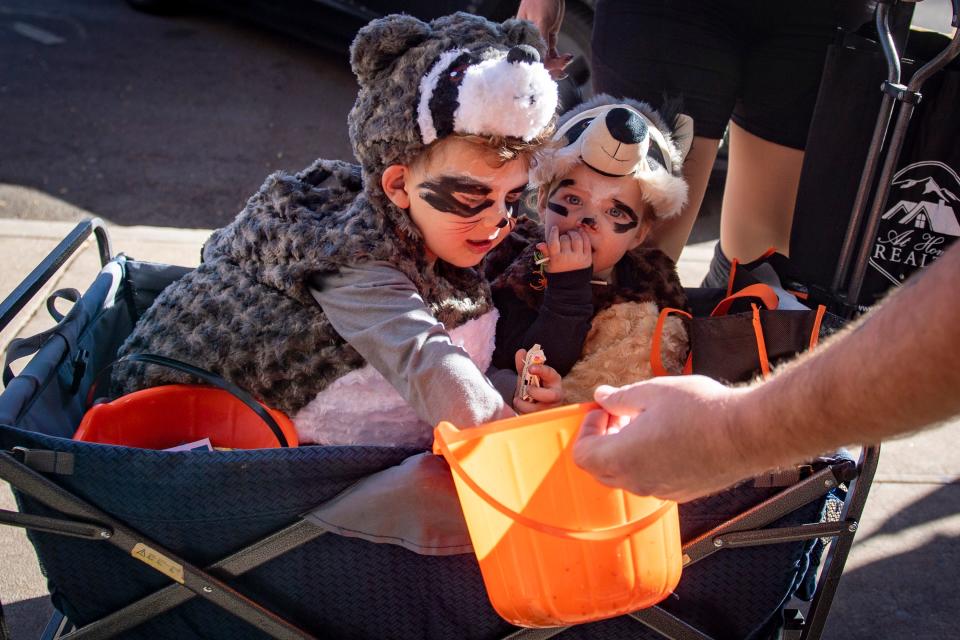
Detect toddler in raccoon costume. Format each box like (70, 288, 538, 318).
(111, 13, 565, 448)
(488, 95, 693, 403)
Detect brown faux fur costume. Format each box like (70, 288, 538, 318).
(488, 219, 690, 402)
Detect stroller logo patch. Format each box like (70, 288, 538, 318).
(869, 161, 960, 287)
(131, 543, 185, 584)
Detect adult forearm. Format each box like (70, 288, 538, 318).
(574, 244, 960, 502)
(737, 244, 960, 467)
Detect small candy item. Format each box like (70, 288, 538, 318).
(516, 344, 547, 402)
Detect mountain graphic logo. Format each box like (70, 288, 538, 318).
(880, 161, 960, 237)
(867, 161, 960, 292)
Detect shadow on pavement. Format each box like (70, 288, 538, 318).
(857, 482, 960, 543)
(5, 595, 53, 640)
(823, 483, 959, 640)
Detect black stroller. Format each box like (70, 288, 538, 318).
(2, 2, 957, 638)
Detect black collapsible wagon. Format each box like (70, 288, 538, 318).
(0, 219, 873, 640)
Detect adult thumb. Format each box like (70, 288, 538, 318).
(573, 409, 615, 473)
(594, 383, 649, 418)
(577, 409, 609, 440)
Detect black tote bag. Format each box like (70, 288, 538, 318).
(652, 254, 845, 384)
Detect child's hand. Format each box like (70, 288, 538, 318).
(537, 226, 592, 274)
(513, 348, 565, 414)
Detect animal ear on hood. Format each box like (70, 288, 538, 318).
(350, 14, 432, 85)
(500, 18, 548, 56)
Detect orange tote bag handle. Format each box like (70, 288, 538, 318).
(651, 307, 693, 377)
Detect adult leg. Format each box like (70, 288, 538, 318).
(719, 1, 837, 263)
(719, 122, 804, 262)
(590, 0, 742, 262)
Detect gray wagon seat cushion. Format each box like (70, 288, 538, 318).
(307, 452, 473, 555)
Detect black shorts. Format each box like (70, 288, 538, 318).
(591, 0, 841, 149)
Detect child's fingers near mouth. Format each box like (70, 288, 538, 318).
(580, 231, 592, 253)
(569, 230, 584, 253)
(548, 226, 561, 254)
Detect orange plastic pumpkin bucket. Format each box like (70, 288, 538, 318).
(74, 384, 298, 450)
(433, 402, 681, 627)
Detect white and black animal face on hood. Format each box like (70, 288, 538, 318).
(417, 44, 558, 145)
(531, 95, 694, 220)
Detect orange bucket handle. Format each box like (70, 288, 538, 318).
(434, 423, 672, 542)
(94, 353, 292, 448)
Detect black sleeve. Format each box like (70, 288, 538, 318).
(492, 267, 594, 376)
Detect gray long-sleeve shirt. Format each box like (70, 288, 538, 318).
(309, 261, 515, 431)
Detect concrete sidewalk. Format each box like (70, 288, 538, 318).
(1, 219, 957, 639)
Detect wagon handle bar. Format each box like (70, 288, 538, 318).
(831, 2, 902, 295)
(0, 218, 112, 334)
(845, 11, 960, 305)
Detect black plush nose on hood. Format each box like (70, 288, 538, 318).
(606, 107, 647, 144)
(507, 44, 540, 64)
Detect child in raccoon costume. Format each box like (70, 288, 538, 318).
(112, 12, 564, 448)
(488, 95, 693, 403)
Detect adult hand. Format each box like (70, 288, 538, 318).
(513, 348, 565, 413)
(537, 226, 593, 273)
(517, 0, 573, 78)
(572, 377, 756, 502)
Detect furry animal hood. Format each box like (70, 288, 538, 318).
(529, 94, 694, 220)
(348, 12, 558, 245)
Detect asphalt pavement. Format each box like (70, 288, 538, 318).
(1, 0, 357, 229)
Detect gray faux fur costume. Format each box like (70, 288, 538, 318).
(113, 12, 554, 418)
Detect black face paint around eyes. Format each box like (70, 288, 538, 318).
(423, 175, 491, 195)
(421, 191, 493, 217)
(547, 201, 569, 217)
(418, 177, 493, 218)
(610, 200, 640, 234)
(549, 179, 575, 199)
(547, 179, 576, 217)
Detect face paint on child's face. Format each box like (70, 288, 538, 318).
(418, 176, 495, 217)
(610, 201, 640, 234)
(544, 163, 649, 279)
(406, 137, 530, 268)
(546, 179, 575, 217)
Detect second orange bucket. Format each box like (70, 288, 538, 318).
(74, 385, 298, 450)
(434, 402, 682, 627)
